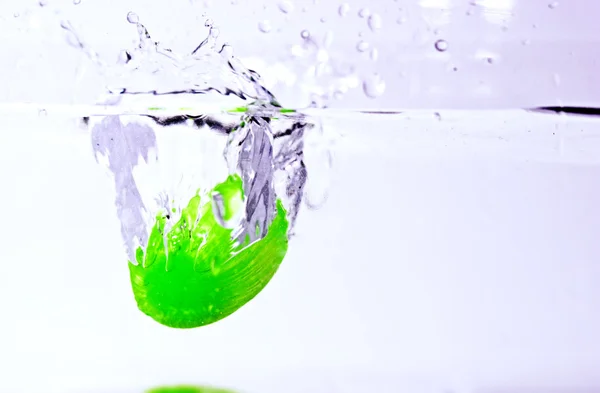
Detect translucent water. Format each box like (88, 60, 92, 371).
(1, 108, 600, 392)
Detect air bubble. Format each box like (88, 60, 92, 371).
(300, 29, 310, 39)
(367, 13, 382, 32)
(258, 20, 272, 33)
(356, 40, 369, 52)
(362, 73, 386, 98)
(338, 3, 349, 16)
(434, 39, 448, 52)
(358, 8, 370, 18)
(278, 0, 294, 14)
(127, 12, 139, 24)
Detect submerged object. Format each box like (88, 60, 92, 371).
(146, 385, 238, 393)
(129, 175, 289, 328)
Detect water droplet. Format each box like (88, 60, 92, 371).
(127, 12, 139, 24)
(358, 8, 370, 18)
(205, 18, 214, 27)
(38, 109, 47, 116)
(258, 20, 271, 33)
(486, 57, 494, 64)
(300, 29, 310, 39)
(73, 0, 81, 3)
(39, 0, 49, 7)
(362, 73, 385, 98)
(396, 17, 406, 24)
(521, 39, 531, 45)
(278, 0, 294, 13)
(13, 12, 20, 17)
(434, 112, 442, 121)
(434, 39, 448, 52)
(369, 48, 379, 61)
(324, 31, 334, 47)
(367, 13, 382, 32)
(320, 17, 327, 23)
(548, 1, 558, 9)
(553, 73, 561, 86)
(338, 3, 349, 16)
(356, 40, 369, 52)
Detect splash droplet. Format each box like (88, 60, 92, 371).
(553, 73, 561, 87)
(358, 8, 370, 18)
(338, 3, 349, 16)
(300, 29, 310, 39)
(258, 20, 272, 33)
(356, 40, 369, 52)
(323, 31, 334, 47)
(434, 112, 442, 121)
(367, 13, 382, 32)
(278, 0, 294, 13)
(548, 1, 558, 9)
(127, 12, 139, 24)
(434, 39, 448, 52)
(369, 48, 379, 61)
(362, 73, 385, 98)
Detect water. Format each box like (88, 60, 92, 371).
(3, 4, 600, 393)
(2, 107, 600, 392)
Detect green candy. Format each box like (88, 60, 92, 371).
(146, 386, 237, 393)
(130, 174, 289, 328)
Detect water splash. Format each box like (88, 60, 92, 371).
(61, 13, 278, 107)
